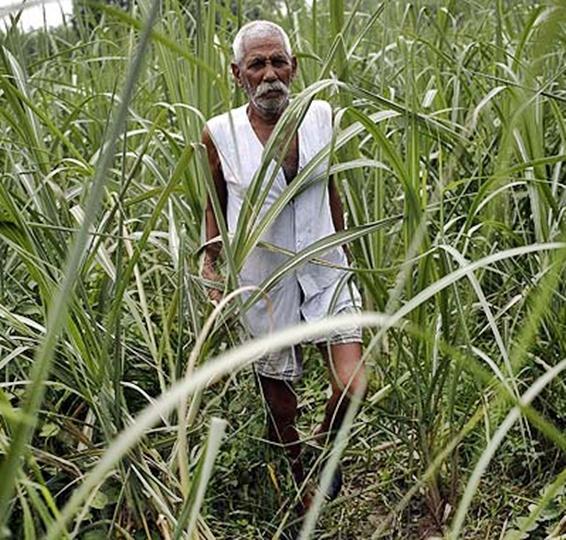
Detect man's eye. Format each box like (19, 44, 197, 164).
(273, 59, 286, 67)
(249, 61, 263, 69)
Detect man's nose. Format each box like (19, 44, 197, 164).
(263, 63, 277, 82)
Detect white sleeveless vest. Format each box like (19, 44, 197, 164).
(207, 99, 360, 342)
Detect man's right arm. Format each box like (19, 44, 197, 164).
(202, 127, 228, 303)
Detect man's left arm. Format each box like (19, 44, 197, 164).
(328, 175, 353, 264)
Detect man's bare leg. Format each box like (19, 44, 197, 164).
(317, 342, 367, 441)
(258, 374, 304, 487)
(258, 343, 365, 508)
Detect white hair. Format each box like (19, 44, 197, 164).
(232, 21, 292, 65)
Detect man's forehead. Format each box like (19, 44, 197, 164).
(242, 34, 289, 59)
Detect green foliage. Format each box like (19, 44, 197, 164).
(0, 0, 565, 538)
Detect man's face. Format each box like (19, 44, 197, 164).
(232, 34, 297, 116)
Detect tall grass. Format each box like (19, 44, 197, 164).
(0, 0, 565, 538)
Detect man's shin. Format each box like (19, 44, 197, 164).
(318, 383, 366, 444)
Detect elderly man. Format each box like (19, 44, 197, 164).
(201, 20, 366, 509)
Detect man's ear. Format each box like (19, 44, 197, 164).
(231, 62, 242, 87)
(290, 56, 298, 82)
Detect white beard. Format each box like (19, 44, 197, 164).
(245, 79, 289, 115)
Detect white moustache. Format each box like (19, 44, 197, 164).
(255, 81, 289, 99)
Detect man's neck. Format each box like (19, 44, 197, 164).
(247, 100, 288, 127)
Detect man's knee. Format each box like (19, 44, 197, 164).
(329, 344, 367, 401)
(259, 376, 298, 429)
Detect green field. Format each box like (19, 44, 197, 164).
(0, 0, 565, 538)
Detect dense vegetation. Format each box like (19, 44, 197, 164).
(0, 0, 565, 538)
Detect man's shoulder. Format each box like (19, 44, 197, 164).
(304, 99, 333, 131)
(206, 104, 247, 133)
(309, 99, 332, 113)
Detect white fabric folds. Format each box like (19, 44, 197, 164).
(207, 99, 361, 380)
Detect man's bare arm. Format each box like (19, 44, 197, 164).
(328, 175, 352, 263)
(202, 127, 228, 301)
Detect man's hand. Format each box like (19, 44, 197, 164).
(202, 254, 224, 304)
(343, 244, 354, 266)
